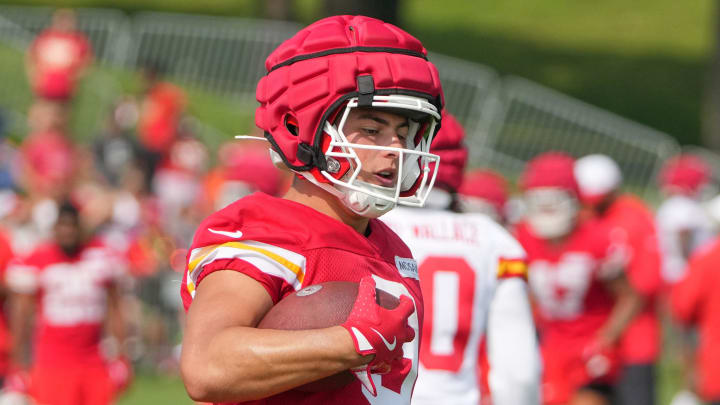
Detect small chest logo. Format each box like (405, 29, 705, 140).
(296, 285, 322, 296)
(394, 256, 419, 280)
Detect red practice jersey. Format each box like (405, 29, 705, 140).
(671, 238, 720, 401)
(601, 195, 662, 364)
(29, 29, 92, 100)
(516, 219, 624, 404)
(181, 193, 424, 405)
(6, 240, 124, 366)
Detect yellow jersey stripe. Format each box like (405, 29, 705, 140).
(188, 241, 305, 284)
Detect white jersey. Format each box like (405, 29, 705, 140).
(382, 207, 540, 405)
(656, 195, 715, 283)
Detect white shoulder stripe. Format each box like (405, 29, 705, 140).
(186, 240, 306, 298)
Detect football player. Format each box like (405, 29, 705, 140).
(382, 112, 541, 405)
(671, 234, 720, 405)
(574, 154, 662, 405)
(6, 201, 130, 405)
(458, 168, 509, 224)
(515, 152, 643, 405)
(655, 154, 715, 285)
(180, 15, 444, 404)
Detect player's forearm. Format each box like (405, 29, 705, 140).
(487, 279, 541, 405)
(181, 325, 367, 402)
(598, 283, 644, 345)
(9, 293, 34, 367)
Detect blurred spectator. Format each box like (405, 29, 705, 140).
(575, 154, 662, 405)
(204, 140, 287, 211)
(152, 129, 208, 245)
(656, 154, 715, 284)
(25, 8, 92, 103)
(137, 62, 187, 177)
(459, 169, 508, 223)
(671, 237, 720, 405)
(20, 101, 77, 199)
(515, 152, 642, 405)
(6, 200, 130, 404)
(93, 101, 145, 187)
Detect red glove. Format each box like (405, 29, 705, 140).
(4, 366, 30, 394)
(581, 338, 618, 381)
(341, 276, 415, 396)
(107, 357, 133, 393)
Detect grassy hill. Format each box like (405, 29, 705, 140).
(1, 0, 711, 144)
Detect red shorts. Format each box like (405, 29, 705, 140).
(30, 363, 115, 405)
(541, 340, 620, 405)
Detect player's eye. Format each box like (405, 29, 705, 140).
(362, 127, 380, 135)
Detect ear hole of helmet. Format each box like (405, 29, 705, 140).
(284, 114, 299, 136)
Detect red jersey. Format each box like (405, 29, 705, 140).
(6, 240, 124, 366)
(181, 193, 424, 405)
(671, 238, 720, 401)
(0, 230, 13, 375)
(516, 219, 624, 404)
(601, 195, 662, 363)
(29, 29, 92, 100)
(21, 130, 76, 195)
(139, 82, 186, 154)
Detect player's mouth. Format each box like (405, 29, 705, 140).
(373, 169, 397, 187)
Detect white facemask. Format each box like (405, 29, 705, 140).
(524, 188, 579, 239)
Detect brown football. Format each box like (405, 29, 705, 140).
(257, 281, 399, 392)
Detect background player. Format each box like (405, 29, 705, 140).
(6, 200, 130, 405)
(179, 15, 445, 404)
(382, 112, 541, 405)
(574, 154, 662, 405)
(457, 168, 509, 225)
(515, 152, 643, 405)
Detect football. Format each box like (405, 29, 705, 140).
(257, 280, 400, 392)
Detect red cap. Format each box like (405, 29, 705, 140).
(521, 152, 578, 194)
(459, 169, 508, 214)
(659, 154, 710, 195)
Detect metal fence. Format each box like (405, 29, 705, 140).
(0, 6, 684, 197)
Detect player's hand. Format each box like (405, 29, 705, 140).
(341, 276, 415, 396)
(107, 357, 133, 393)
(581, 338, 614, 379)
(3, 366, 30, 394)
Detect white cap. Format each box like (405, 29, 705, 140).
(574, 154, 622, 199)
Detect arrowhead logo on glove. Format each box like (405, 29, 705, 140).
(371, 327, 397, 351)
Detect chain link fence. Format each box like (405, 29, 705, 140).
(0, 6, 684, 197)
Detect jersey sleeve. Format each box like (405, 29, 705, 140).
(182, 211, 306, 307)
(670, 244, 714, 324)
(6, 255, 41, 294)
(491, 221, 528, 281)
(595, 223, 629, 281)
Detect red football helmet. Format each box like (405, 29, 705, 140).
(521, 152, 579, 239)
(659, 154, 711, 196)
(459, 169, 507, 220)
(253, 15, 444, 218)
(429, 111, 468, 192)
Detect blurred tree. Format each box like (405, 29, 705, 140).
(323, 0, 400, 26)
(703, 0, 720, 150)
(261, 0, 295, 21)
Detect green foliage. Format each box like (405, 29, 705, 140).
(0, 0, 711, 144)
